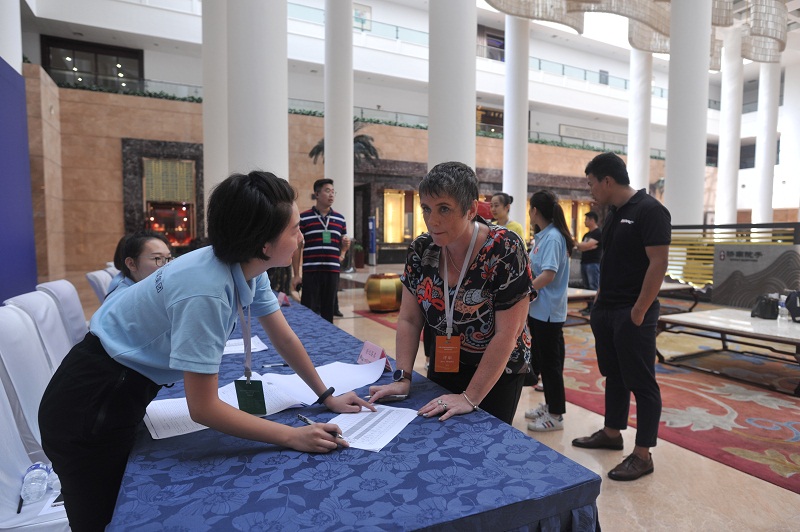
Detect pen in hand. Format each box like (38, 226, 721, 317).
(297, 414, 345, 440)
(261, 363, 289, 368)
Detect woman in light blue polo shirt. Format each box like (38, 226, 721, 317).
(524, 190, 574, 432)
(39, 171, 374, 531)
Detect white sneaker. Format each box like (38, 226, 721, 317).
(527, 412, 563, 432)
(524, 403, 549, 420)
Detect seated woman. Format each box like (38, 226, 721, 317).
(106, 231, 172, 298)
(39, 171, 374, 531)
(368, 162, 533, 424)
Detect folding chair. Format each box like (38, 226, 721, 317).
(36, 280, 89, 347)
(4, 292, 73, 371)
(85, 270, 113, 303)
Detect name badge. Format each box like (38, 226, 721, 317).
(234, 379, 266, 415)
(322, 230, 332, 244)
(434, 335, 460, 372)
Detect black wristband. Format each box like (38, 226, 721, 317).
(314, 386, 335, 405)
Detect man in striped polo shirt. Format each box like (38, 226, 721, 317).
(292, 179, 349, 322)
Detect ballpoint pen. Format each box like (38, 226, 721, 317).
(261, 363, 289, 368)
(297, 413, 345, 440)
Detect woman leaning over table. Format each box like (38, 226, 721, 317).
(524, 190, 574, 432)
(368, 162, 533, 424)
(39, 171, 374, 532)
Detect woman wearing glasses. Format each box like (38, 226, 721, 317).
(106, 231, 172, 298)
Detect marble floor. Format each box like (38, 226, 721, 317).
(76, 264, 800, 531)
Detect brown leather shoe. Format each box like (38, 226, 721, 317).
(608, 453, 654, 481)
(571, 429, 624, 450)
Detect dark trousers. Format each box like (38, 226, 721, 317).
(39, 334, 162, 532)
(528, 316, 566, 415)
(301, 270, 339, 323)
(428, 366, 525, 424)
(589, 302, 662, 448)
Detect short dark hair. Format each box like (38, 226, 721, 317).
(585, 152, 629, 185)
(419, 161, 478, 215)
(492, 192, 513, 207)
(208, 171, 298, 264)
(114, 230, 171, 279)
(313, 178, 334, 194)
(585, 211, 599, 222)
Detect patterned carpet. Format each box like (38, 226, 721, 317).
(356, 305, 800, 493)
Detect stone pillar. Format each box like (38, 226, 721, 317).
(202, 0, 228, 215)
(752, 61, 781, 224)
(226, 0, 289, 177)
(325, 0, 354, 227)
(502, 15, 530, 228)
(627, 48, 652, 191)
(663, 0, 712, 225)
(715, 27, 743, 225)
(428, 0, 477, 169)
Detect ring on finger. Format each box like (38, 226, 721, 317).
(442, 403, 448, 411)
(437, 399, 443, 405)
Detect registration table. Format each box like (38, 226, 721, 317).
(107, 302, 601, 531)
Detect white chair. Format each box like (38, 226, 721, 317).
(0, 305, 54, 462)
(0, 373, 68, 530)
(86, 269, 113, 303)
(36, 280, 89, 347)
(4, 292, 73, 371)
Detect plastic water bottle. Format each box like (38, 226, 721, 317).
(20, 462, 49, 503)
(779, 296, 789, 321)
(47, 471, 61, 492)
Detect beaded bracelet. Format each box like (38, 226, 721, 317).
(314, 386, 335, 405)
(462, 392, 479, 411)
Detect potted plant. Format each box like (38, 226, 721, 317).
(352, 241, 365, 269)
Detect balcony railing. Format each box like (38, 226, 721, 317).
(47, 68, 202, 100)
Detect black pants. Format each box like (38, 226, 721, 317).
(428, 366, 525, 424)
(590, 302, 662, 448)
(528, 316, 566, 415)
(300, 270, 339, 323)
(39, 334, 162, 532)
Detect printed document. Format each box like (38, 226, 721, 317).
(223, 335, 269, 355)
(143, 358, 387, 439)
(331, 405, 418, 452)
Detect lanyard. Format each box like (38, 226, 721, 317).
(236, 294, 252, 383)
(442, 222, 479, 339)
(314, 208, 330, 231)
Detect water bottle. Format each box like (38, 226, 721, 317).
(47, 471, 61, 492)
(779, 296, 789, 321)
(20, 462, 49, 503)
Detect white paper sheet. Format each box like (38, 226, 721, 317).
(223, 335, 269, 355)
(143, 358, 388, 439)
(330, 405, 418, 452)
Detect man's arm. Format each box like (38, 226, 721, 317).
(630, 244, 669, 326)
(291, 242, 303, 290)
(575, 238, 598, 252)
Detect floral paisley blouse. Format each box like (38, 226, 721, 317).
(401, 217, 533, 374)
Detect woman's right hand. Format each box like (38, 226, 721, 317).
(367, 381, 411, 404)
(289, 424, 348, 453)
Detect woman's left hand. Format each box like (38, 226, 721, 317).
(325, 391, 376, 413)
(418, 394, 473, 421)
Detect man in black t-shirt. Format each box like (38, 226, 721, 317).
(574, 211, 601, 314)
(571, 152, 671, 482)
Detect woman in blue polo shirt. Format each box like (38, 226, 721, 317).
(524, 190, 574, 432)
(39, 171, 373, 531)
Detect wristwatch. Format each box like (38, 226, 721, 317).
(393, 369, 411, 383)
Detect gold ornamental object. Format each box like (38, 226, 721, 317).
(365, 273, 403, 312)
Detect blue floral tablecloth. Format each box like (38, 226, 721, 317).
(108, 302, 601, 531)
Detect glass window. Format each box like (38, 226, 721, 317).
(41, 35, 142, 90)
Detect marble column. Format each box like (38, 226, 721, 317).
(226, 0, 289, 177)
(663, 0, 712, 225)
(0, 0, 22, 73)
(782, 62, 800, 215)
(714, 27, 743, 226)
(202, 0, 228, 215)
(428, 0, 477, 169)
(324, 0, 354, 228)
(627, 48, 653, 192)
(752, 61, 781, 224)
(502, 15, 530, 228)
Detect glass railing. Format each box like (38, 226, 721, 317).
(47, 68, 203, 99)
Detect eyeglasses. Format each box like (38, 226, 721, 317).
(150, 256, 173, 267)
